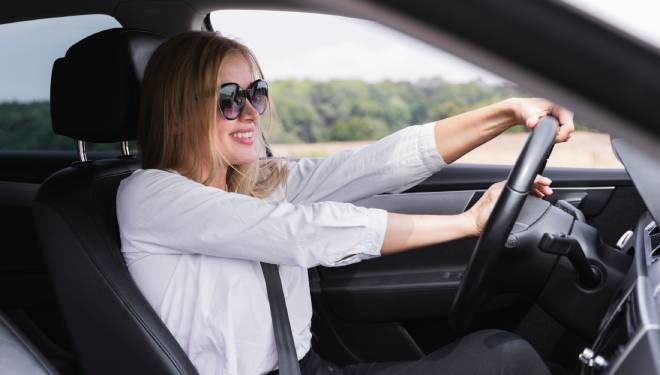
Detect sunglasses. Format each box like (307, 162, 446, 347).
(217, 79, 269, 120)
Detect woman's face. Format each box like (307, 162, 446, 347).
(214, 53, 260, 166)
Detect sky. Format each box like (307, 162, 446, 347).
(0, 1, 658, 102)
(0, 15, 120, 102)
(209, 10, 502, 84)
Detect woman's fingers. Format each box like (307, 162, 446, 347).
(513, 98, 575, 143)
(532, 185, 553, 196)
(466, 181, 505, 235)
(531, 174, 553, 197)
(534, 174, 551, 186)
(469, 176, 552, 234)
(552, 106, 575, 143)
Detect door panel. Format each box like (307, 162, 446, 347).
(353, 191, 475, 215)
(548, 187, 613, 216)
(319, 191, 475, 322)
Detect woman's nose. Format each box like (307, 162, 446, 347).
(240, 99, 259, 121)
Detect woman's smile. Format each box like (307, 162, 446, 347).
(229, 129, 255, 145)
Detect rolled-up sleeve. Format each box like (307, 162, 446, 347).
(117, 170, 388, 268)
(285, 122, 445, 204)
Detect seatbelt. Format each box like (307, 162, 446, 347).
(261, 262, 302, 375)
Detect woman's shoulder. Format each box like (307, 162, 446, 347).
(120, 168, 179, 190)
(117, 168, 196, 206)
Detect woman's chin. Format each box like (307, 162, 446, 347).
(228, 153, 258, 166)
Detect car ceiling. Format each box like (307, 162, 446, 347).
(3, 0, 660, 162)
(0, 0, 342, 31)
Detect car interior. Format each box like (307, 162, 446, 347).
(1, 1, 660, 375)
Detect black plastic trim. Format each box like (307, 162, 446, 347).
(407, 164, 631, 192)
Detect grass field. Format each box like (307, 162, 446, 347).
(271, 131, 623, 169)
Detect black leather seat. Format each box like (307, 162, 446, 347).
(33, 29, 198, 375)
(0, 311, 58, 374)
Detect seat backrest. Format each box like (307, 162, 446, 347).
(33, 29, 198, 375)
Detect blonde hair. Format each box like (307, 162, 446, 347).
(138, 31, 286, 198)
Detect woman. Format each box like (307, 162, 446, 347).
(117, 32, 574, 375)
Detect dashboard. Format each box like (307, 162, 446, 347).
(583, 212, 660, 374)
(585, 136, 660, 374)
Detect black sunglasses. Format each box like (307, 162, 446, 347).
(217, 79, 269, 120)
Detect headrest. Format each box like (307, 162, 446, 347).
(51, 28, 165, 143)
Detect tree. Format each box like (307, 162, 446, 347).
(329, 117, 389, 141)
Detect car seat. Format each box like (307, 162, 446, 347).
(33, 28, 198, 375)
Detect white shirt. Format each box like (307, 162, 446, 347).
(117, 122, 444, 375)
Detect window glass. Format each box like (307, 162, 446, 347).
(0, 15, 121, 151)
(211, 10, 623, 169)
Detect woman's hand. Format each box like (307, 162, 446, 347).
(463, 175, 554, 236)
(507, 97, 575, 143)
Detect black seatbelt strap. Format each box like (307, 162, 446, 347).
(261, 262, 302, 375)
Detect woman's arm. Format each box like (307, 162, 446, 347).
(434, 98, 575, 164)
(381, 212, 475, 255)
(118, 169, 389, 268)
(381, 180, 497, 255)
(284, 97, 573, 204)
(118, 172, 550, 268)
(285, 123, 443, 204)
(381, 176, 551, 255)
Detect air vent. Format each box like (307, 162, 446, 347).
(648, 222, 660, 258)
(650, 225, 660, 238)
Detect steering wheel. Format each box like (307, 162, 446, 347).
(449, 116, 559, 332)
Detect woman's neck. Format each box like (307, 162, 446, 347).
(207, 170, 228, 191)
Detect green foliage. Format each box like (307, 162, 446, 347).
(0, 101, 67, 150)
(0, 79, 592, 150)
(329, 117, 389, 141)
(269, 78, 527, 143)
(0, 101, 118, 150)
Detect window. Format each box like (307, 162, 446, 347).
(0, 15, 121, 150)
(211, 10, 623, 169)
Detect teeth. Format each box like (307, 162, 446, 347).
(231, 131, 253, 139)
